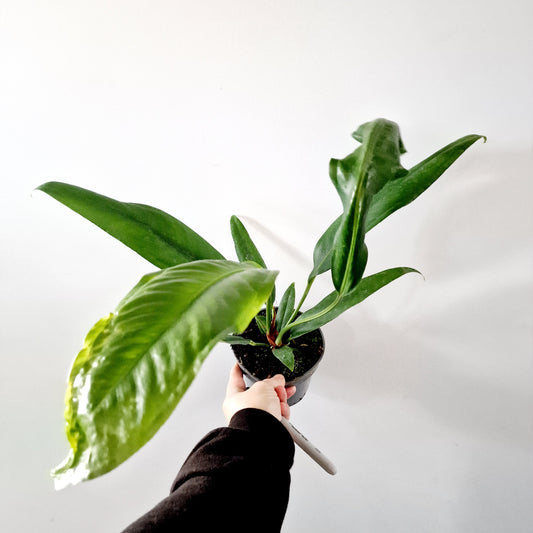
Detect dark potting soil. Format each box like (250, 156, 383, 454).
(230, 316, 324, 382)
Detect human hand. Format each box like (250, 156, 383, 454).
(223, 364, 297, 423)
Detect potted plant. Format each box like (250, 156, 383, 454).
(37, 118, 484, 488)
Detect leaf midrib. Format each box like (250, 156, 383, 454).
(40, 183, 222, 267)
(338, 121, 382, 294)
(110, 201, 221, 266)
(86, 264, 251, 418)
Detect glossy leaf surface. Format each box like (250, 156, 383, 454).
(230, 215, 267, 267)
(310, 134, 484, 279)
(230, 215, 275, 325)
(330, 119, 406, 293)
(222, 335, 269, 347)
(37, 181, 224, 268)
(289, 267, 420, 339)
(52, 260, 277, 488)
(308, 217, 341, 280)
(365, 134, 486, 230)
(272, 345, 295, 371)
(276, 283, 295, 333)
(255, 315, 268, 335)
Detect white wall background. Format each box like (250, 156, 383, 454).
(1, 1, 532, 531)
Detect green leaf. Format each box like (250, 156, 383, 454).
(222, 335, 269, 347)
(230, 215, 275, 327)
(230, 215, 267, 267)
(255, 315, 268, 335)
(310, 133, 485, 280)
(52, 260, 277, 488)
(330, 119, 406, 294)
(289, 267, 420, 339)
(37, 181, 224, 268)
(272, 345, 295, 371)
(276, 283, 295, 332)
(366, 134, 486, 231)
(309, 217, 341, 280)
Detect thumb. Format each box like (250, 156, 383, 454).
(226, 363, 246, 396)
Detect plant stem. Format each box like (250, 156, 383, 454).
(265, 292, 274, 332)
(274, 277, 314, 344)
(293, 277, 314, 317)
(275, 288, 342, 344)
(249, 341, 270, 347)
(287, 277, 314, 324)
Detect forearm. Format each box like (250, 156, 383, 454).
(121, 409, 295, 532)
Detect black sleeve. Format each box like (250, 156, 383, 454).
(121, 408, 295, 532)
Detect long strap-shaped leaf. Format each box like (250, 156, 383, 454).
(310, 133, 485, 279)
(52, 260, 277, 488)
(330, 119, 406, 293)
(230, 215, 267, 267)
(289, 267, 420, 339)
(366, 133, 486, 230)
(230, 215, 276, 326)
(37, 181, 224, 268)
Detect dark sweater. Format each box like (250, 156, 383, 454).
(121, 408, 295, 532)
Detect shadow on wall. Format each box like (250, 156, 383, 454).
(313, 149, 533, 453)
(415, 149, 533, 282)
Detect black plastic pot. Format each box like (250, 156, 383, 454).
(231, 328, 325, 406)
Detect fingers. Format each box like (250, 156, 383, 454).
(269, 377, 295, 401)
(275, 384, 287, 404)
(262, 375, 296, 412)
(273, 378, 296, 421)
(263, 373, 286, 389)
(225, 367, 297, 421)
(280, 401, 291, 420)
(226, 363, 246, 396)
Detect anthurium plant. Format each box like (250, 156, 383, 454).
(38, 118, 484, 488)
